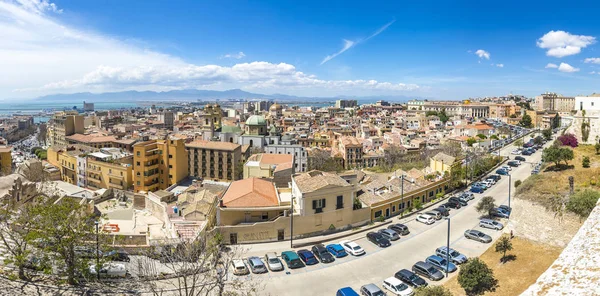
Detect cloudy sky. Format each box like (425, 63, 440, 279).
(1, 0, 600, 100)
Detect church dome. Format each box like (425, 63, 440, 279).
(245, 115, 267, 126)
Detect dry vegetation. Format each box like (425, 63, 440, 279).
(444, 237, 562, 296)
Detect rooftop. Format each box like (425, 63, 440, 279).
(293, 170, 351, 193)
(66, 133, 117, 143)
(221, 178, 279, 208)
(186, 140, 241, 151)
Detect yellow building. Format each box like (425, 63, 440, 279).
(133, 138, 189, 192)
(48, 111, 84, 146)
(429, 152, 457, 174)
(186, 140, 241, 182)
(86, 151, 134, 190)
(0, 146, 12, 175)
(47, 146, 80, 184)
(199, 104, 223, 130)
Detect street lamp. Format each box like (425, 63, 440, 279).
(445, 217, 450, 278)
(508, 173, 512, 209)
(94, 220, 100, 281)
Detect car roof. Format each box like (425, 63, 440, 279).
(249, 257, 263, 264)
(282, 251, 298, 258)
(428, 255, 443, 261)
(362, 284, 381, 292)
(327, 243, 343, 250)
(384, 277, 403, 285)
(232, 259, 246, 267)
(415, 261, 433, 268)
(419, 214, 432, 218)
(480, 218, 494, 223)
(342, 241, 359, 247)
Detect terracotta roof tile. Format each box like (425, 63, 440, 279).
(221, 178, 279, 208)
(186, 140, 241, 151)
(293, 170, 351, 193)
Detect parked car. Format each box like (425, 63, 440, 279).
(394, 269, 427, 288)
(297, 249, 319, 265)
(521, 150, 532, 156)
(89, 262, 127, 278)
(367, 232, 391, 248)
(448, 197, 467, 206)
(360, 283, 387, 296)
(426, 255, 457, 273)
(457, 195, 470, 204)
(435, 246, 468, 264)
(412, 261, 444, 281)
(382, 277, 414, 296)
(326, 243, 348, 258)
(498, 205, 512, 214)
(480, 218, 504, 230)
(265, 252, 284, 271)
(104, 250, 130, 262)
(464, 229, 492, 243)
(515, 156, 526, 161)
(424, 210, 442, 220)
(496, 169, 509, 175)
(416, 214, 435, 225)
(247, 256, 268, 274)
(488, 175, 501, 182)
(444, 201, 462, 209)
(434, 207, 449, 217)
(507, 161, 519, 167)
(311, 244, 335, 263)
(489, 207, 510, 218)
(378, 229, 400, 241)
(232, 259, 250, 275)
(485, 178, 496, 185)
(388, 224, 410, 236)
(281, 251, 304, 269)
(470, 186, 484, 193)
(511, 149, 521, 155)
(502, 165, 512, 171)
(340, 240, 366, 256)
(461, 192, 475, 200)
(337, 287, 360, 296)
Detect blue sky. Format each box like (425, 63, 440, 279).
(1, 0, 600, 100)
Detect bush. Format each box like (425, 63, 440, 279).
(414, 286, 453, 296)
(582, 156, 590, 168)
(414, 198, 423, 210)
(567, 189, 600, 219)
(514, 180, 522, 188)
(476, 196, 496, 217)
(458, 258, 498, 296)
(557, 133, 578, 148)
(30, 146, 42, 154)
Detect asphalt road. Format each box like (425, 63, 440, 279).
(238, 140, 545, 296)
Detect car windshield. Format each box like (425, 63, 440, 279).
(427, 267, 437, 273)
(352, 246, 361, 250)
(408, 274, 418, 281)
(373, 292, 385, 296)
(450, 250, 460, 257)
(439, 259, 448, 265)
(395, 283, 408, 291)
(268, 257, 279, 264)
(478, 232, 485, 237)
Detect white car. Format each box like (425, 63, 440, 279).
(383, 277, 414, 296)
(501, 165, 512, 171)
(511, 149, 521, 155)
(481, 180, 494, 188)
(485, 178, 496, 185)
(265, 252, 283, 271)
(339, 240, 365, 256)
(416, 214, 435, 225)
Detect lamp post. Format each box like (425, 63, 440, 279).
(508, 173, 512, 209)
(94, 221, 100, 281)
(445, 217, 450, 278)
(290, 196, 295, 248)
(400, 175, 405, 218)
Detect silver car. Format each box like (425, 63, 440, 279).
(247, 256, 267, 274)
(264, 252, 283, 271)
(464, 229, 492, 243)
(378, 229, 400, 241)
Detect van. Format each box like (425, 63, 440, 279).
(435, 207, 449, 217)
(232, 259, 249, 275)
(479, 218, 504, 230)
(336, 287, 360, 296)
(425, 210, 442, 220)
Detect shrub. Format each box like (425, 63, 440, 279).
(414, 286, 453, 296)
(557, 133, 578, 148)
(458, 258, 498, 295)
(414, 198, 423, 210)
(582, 156, 590, 168)
(514, 180, 522, 188)
(567, 189, 600, 219)
(476, 196, 496, 217)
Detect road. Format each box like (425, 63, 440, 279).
(236, 140, 544, 296)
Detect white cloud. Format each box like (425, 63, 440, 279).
(537, 30, 596, 58)
(495, 64, 504, 68)
(475, 49, 490, 60)
(590, 71, 596, 74)
(584, 57, 600, 64)
(558, 62, 580, 73)
(545, 63, 559, 69)
(320, 20, 395, 65)
(0, 3, 417, 98)
(14, 0, 62, 14)
(221, 51, 246, 59)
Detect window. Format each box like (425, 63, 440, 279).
(336, 195, 343, 209)
(136, 162, 140, 166)
(374, 210, 382, 218)
(136, 181, 140, 185)
(312, 198, 326, 213)
(169, 165, 173, 169)
(136, 151, 140, 156)
(169, 174, 173, 179)
(169, 154, 173, 159)
(261, 213, 268, 220)
(429, 191, 434, 197)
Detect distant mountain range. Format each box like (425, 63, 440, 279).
(31, 89, 427, 103)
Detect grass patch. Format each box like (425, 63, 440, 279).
(444, 237, 562, 296)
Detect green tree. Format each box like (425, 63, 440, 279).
(438, 109, 449, 123)
(426, 111, 438, 117)
(558, 148, 574, 166)
(458, 258, 498, 296)
(543, 146, 574, 168)
(0, 203, 41, 280)
(514, 138, 524, 148)
(29, 198, 103, 285)
(490, 135, 499, 140)
(514, 179, 522, 188)
(533, 136, 544, 145)
(414, 286, 453, 296)
(476, 134, 487, 139)
(519, 114, 533, 128)
(414, 198, 423, 210)
(542, 128, 552, 140)
(467, 138, 477, 147)
(582, 156, 590, 168)
(495, 236, 513, 263)
(567, 189, 600, 220)
(595, 143, 600, 155)
(476, 196, 496, 217)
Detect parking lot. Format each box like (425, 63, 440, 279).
(234, 138, 547, 295)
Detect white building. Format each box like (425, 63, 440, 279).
(575, 95, 600, 111)
(264, 144, 308, 172)
(76, 155, 87, 188)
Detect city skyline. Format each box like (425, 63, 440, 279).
(2, 0, 600, 101)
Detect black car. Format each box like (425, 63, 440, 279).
(104, 250, 130, 262)
(444, 201, 461, 209)
(311, 244, 335, 263)
(366, 232, 391, 248)
(507, 161, 519, 167)
(434, 207, 449, 217)
(388, 223, 410, 235)
(395, 268, 428, 288)
(448, 197, 467, 206)
(515, 156, 526, 162)
(488, 174, 501, 182)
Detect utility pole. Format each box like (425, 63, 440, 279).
(400, 175, 405, 218)
(446, 217, 450, 278)
(508, 173, 512, 209)
(290, 196, 295, 248)
(95, 221, 100, 281)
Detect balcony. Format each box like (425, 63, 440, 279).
(108, 172, 124, 179)
(144, 179, 159, 186)
(88, 174, 101, 181)
(144, 170, 159, 177)
(145, 153, 160, 161)
(109, 181, 125, 190)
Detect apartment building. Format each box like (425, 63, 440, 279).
(339, 136, 363, 169)
(186, 140, 241, 182)
(48, 111, 84, 147)
(86, 149, 134, 191)
(133, 138, 189, 192)
(535, 92, 575, 112)
(66, 133, 117, 149)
